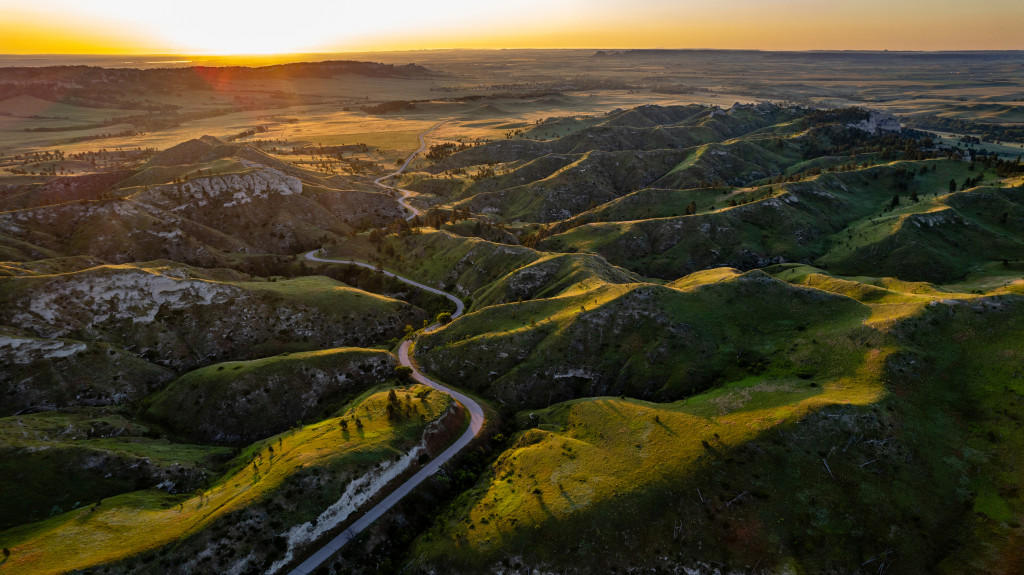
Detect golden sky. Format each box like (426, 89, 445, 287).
(1, 0, 1022, 55)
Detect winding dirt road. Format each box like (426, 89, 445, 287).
(289, 252, 481, 574)
(287, 123, 477, 574)
(373, 121, 446, 220)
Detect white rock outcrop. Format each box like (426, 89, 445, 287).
(11, 267, 240, 332)
(848, 111, 901, 135)
(0, 335, 87, 363)
(136, 164, 301, 211)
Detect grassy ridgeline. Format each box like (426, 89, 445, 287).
(410, 277, 1024, 573)
(145, 348, 397, 445)
(417, 268, 869, 408)
(0, 386, 453, 575)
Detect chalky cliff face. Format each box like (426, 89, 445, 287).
(130, 163, 303, 211)
(0, 138, 405, 265)
(0, 263, 425, 417)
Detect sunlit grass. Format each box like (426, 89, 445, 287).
(0, 386, 451, 575)
(416, 346, 889, 559)
(232, 276, 408, 315)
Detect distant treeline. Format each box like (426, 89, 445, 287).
(905, 116, 1024, 144)
(361, 100, 418, 114)
(453, 90, 564, 101)
(224, 125, 269, 142)
(0, 61, 431, 85)
(0, 60, 433, 111)
(361, 90, 578, 114)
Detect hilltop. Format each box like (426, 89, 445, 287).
(0, 136, 403, 267)
(397, 103, 1022, 283)
(146, 348, 398, 445)
(0, 262, 424, 415)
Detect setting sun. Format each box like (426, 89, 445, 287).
(1, 0, 1022, 54)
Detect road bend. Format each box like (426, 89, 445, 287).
(373, 121, 447, 221)
(289, 251, 481, 575)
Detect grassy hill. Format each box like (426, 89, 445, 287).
(400, 105, 1024, 285)
(146, 348, 398, 445)
(0, 385, 455, 575)
(0, 263, 422, 374)
(407, 278, 1024, 573)
(450, 148, 692, 222)
(540, 163, 1023, 282)
(323, 229, 640, 311)
(471, 252, 640, 308)
(817, 186, 1024, 282)
(0, 407, 232, 531)
(324, 229, 542, 299)
(0, 136, 403, 266)
(416, 269, 868, 409)
(551, 186, 733, 223)
(0, 327, 175, 416)
(409, 103, 818, 223)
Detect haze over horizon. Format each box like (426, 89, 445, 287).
(2, 0, 1022, 56)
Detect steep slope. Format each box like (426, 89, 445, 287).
(323, 229, 639, 311)
(146, 348, 398, 445)
(0, 387, 457, 575)
(539, 174, 856, 277)
(0, 198, 246, 267)
(415, 270, 866, 408)
(323, 230, 543, 298)
(540, 164, 1022, 282)
(471, 252, 641, 308)
(651, 139, 797, 191)
(0, 408, 231, 530)
(0, 263, 422, 373)
(412, 103, 807, 222)
(0, 328, 174, 415)
(0, 137, 404, 265)
(453, 148, 692, 222)
(410, 280, 1024, 574)
(818, 187, 1024, 282)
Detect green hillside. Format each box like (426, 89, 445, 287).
(416, 270, 867, 408)
(0, 407, 232, 531)
(0, 264, 422, 374)
(408, 274, 1024, 574)
(0, 386, 455, 575)
(146, 348, 397, 445)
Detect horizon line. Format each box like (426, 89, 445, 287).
(3, 47, 1024, 58)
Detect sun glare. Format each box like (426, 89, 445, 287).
(166, 27, 316, 56)
(125, 2, 356, 55)
(0, 0, 1021, 54)
(0, 0, 586, 55)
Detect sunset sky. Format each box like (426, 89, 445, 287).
(1, 0, 1022, 55)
